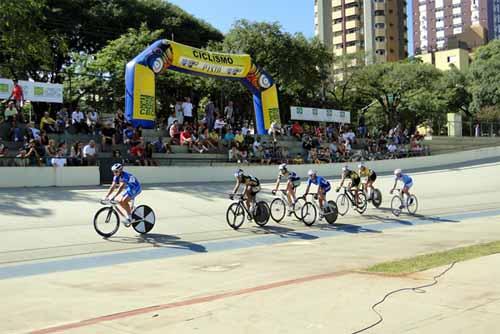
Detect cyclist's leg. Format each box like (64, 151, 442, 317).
(286, 181, 293, 206)
(244, 187, 252, 210)
(318, 187, 325, 209)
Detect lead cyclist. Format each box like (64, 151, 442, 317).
(103, 163, 142, 226)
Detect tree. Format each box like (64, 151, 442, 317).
(469, 40, 500, 115)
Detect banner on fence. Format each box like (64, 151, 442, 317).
(290, 106, 350, 124)
(0, 78, 63, 103)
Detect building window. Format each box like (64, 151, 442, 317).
(375, 10, 385, 16)
(374, 23, 385, 29)
(375, 36, 385, 42)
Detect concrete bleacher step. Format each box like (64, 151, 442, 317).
(153, 153, 227, 160)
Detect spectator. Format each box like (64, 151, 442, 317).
(326, 124, 335, 141)
(180, 127, 193, 149)
(387, 142, 397, 154)
(182, 97, 193, 125)
(56, 108, 68, 133)
(234, 130, 244, 147)
(205, 98, 216, 130)
(0, 143, 8, 158)
(169, 120, 180, 144)
(123, 123, 135, 145)
(175, 100, 184, 125)
(72, 107, 87, 133)
(329, 141, 338, 160)
(40, 112, 56, 133)
(144, 142, 158, 166)
(262, 147, 272, 165)
(153, 137, 172, 153)
(167, 113, 177, 128)
(25, 139, 44, 166)
(475, 122, 480, 137)
(241, 123, 250, 137)
(87, 108, 99, 134)
(70, 141, 84, 166)
(114, 108, 125, 134)
(131, 125, 143, 147)
(4, 101, 18, 122)
(291, 121, 304, 140)
(26, 122, 40, 141)
(309, 147, 320, 164)
(9, 120, 23, 142)
(15, 147, 29, 167)
(83, 140, 97, 165)
(130, 141, 146, 165)
(7, 79, 24, 110)
(223, 129, 235, 147)
(101, 121, 116, 150)
(45, 139, 58, 162)
(39, 131, 49, 146)
(224, 101, 234, 125)
(51, 149, 67, 168)
(58, 142, 69, 156)
(214, 115, 226, 135)
(268, 121, 281, 142)
(252, 137, 262, 159)
(208, 130, 220, 149)
(358, 114, 367, 138)
(342, 127, 356, 144)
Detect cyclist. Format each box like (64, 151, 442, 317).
(358, 163, 377, 200)
(391, 169, 414, 208)
(230, 169, 261, 213)
(336, 165, 361, 204)
(304, 169, 331, 215)
(104, 163, 142, 226)
(272, 163, 301, 215)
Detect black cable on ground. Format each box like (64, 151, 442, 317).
(352, 261, 457, 334)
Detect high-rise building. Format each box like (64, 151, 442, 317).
(314, 0, 408, 65)
(412, 0, 495, 55)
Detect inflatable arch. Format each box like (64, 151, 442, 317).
(125, 39, 280, 134)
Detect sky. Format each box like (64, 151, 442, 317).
(169, 0, 414, 55)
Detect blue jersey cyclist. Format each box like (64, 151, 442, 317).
(104, 163, 142, 226)
(272, 163, 301, 214)
(390, 169, 414, 208)
(303, 169, 331, 212)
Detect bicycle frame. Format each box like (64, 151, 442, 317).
(101, 199, 135, 219)
(340, 187, 357, 206)
(231, 194, 254, 216)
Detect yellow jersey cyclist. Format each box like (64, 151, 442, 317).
(272, 163, 301, 215)
(230, 169, 261, 214)
(103, 163, 142, 227)
(304, 169, 331, 217)
(336, 165, 361, 203)
(358, 163, 377, 200)
(390, 169, 414, 209)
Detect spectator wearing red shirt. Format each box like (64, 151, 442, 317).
(130, 142, 145, 165)
(7, 79, 24, 110)
(291, 121, 303, 140)
(180, 127, 193, 149)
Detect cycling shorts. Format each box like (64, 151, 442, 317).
(351, 177, 360, 188)
(122, 185, 142, 200)
(403, 182, 413, 190)
(368, 172, 377, 182)
(319, 183, 331, 193)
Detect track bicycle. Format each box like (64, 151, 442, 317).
(360, 183, 382, 208)
(336, 186, 368, 216)
(93, 200, 156, 238)
(269, 189, 306, 223)
(390, 189, 418, 216)
(300, 193, 338, 226)
(226, 194, 270, 230)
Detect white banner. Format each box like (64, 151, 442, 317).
(0, 78, 63, 103)
(290, 106, 350, 124)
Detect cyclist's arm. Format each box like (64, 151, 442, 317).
(232, 180, 241, 195)
(112, 182, 126, 199)
(304, 182, 311, 196)
(274, 176, 281, 192)
(104, 181, 118, 199)
(338, 175, 346, 188)
(390, 179, 398, 192)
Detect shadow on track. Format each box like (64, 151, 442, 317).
(319, 223, 382, 234)
(106, 233, 207, 253)
(238, 225, 319, 240)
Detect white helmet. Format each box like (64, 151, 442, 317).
(394, 168, 402, 175)
(358, 163, 365, 169)
(279, 163, 287, 171)
(111, 163, 123, 172)
(308, 169, 317, 176)
(342, 165, 350, 172)
(234, 168, 244, 178)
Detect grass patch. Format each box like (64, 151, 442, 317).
(366, 241, 500, 274)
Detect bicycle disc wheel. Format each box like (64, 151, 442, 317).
(270, 198, 286, 223)
(324, 200, 339, 224)
(407, 195, 418, 215)
(132, 205, 156, 234)
(292, 197, 306, 220)
(336, 194, 350, 216)
(355, 192, 368, 214)
(93, 207, 120, 238)
(301, 202, 317, 226)
(254, 201, 271, 226)
(372, 189, 382, 208)
(226, 202, 245, 230)
(391, 196, 403, 216)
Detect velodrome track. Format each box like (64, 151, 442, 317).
(1, 161, 500, 333)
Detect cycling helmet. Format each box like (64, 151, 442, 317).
(111, 163, 123, 172)
(394, 168, 402, 175)
(342, 165, 350, 172)
(308, 169, 317, 176)
(279, 163, 287, 171)
(234, 168, 244, 178)
(358, 162, 365, 169)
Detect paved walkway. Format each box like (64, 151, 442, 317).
(0, 162, 499, 333)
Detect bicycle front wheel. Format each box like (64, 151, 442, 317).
(270, 198, 286, 223)
(301, 202, 317, 226)
(93, 207, 120, 238)
(391, 196, 403, 216)
(293, 197, 306, 220)
(407, 195, 418, 215)
(226, 202, 245, 230)
(336, 194, 350, 216)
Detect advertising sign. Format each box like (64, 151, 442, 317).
(0, 78, 63, 103)
(290, 106, 351, 124)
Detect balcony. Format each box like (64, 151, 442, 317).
(332, 0, 342, 7)
(332, 22, 343, 33)
(375, 28, 386, 36)
(333, 35, 343, 45)
(332, 10, 342, 20)
(374, 2, 385, 11)
(345, 19, 361, 30)
(345, 6, 359, 17)
(375, 15, 386, 24)
(345, 32, 362, 43)
(346, 44, 362, 54)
